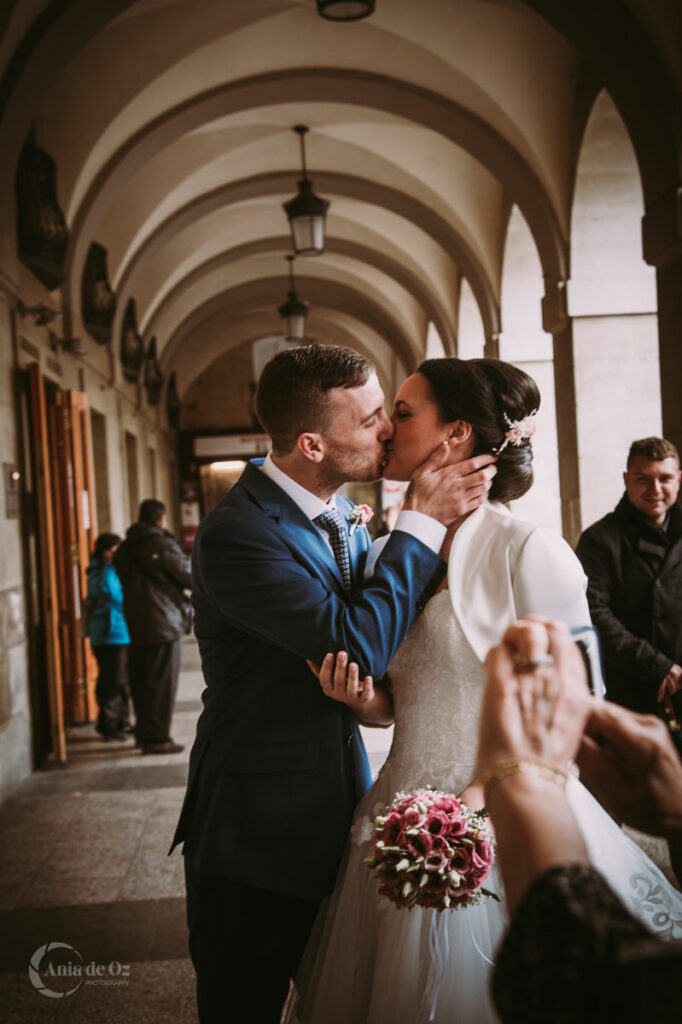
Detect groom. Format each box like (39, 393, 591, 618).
(171, 344, 495, 1023)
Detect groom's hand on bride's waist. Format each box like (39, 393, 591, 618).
(404, 443, 497, 526)
(307, 651, 394, 727)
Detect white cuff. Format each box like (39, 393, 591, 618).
(393, 510, 446, 555)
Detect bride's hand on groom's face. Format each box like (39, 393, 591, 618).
(477, 618, 591, 779)
(403, 441, 497, 526)
(306, 651, 376, 708)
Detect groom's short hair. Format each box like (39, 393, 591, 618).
(256, 344, 372, 455)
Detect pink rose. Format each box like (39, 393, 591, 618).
(405, 831, 433, 859)
(446, 814, 468, 837)
(422, 873, 449, 893)
(382, 812, 404, 845)
(393, 794, 416, 814)
(425, 810, 452, 836)
(432, 795, 462, 815)
(424, 849, 450, 873)
(449, 845, 472, 873)
(430, 835, 453, 856)
(403, 805, 427, 829)
(472, 838, 494, 868)
(467, 865, 492, 890)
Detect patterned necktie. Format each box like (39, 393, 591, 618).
(314, 507, 352, 595)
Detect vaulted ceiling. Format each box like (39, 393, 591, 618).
(1, 0, 679, 409)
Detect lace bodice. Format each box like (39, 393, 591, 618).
(361, 591, 485, 818)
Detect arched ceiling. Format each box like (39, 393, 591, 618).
(1, 0, 679, 416)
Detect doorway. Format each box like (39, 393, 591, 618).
(24, 363, 98, 764)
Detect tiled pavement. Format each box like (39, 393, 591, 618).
(0, 638, 394, 1023)
(0, 639, 204, 1023)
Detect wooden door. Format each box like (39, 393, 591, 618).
(27, 363, 66, 763)
(48, 388, 84, 722)
(68, 390, 98, 718)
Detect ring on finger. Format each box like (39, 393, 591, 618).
(513, 654, 555, 673)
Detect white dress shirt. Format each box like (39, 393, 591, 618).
(260, 452, 446, 556)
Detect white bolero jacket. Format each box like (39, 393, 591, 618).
(446, 501, 590, 663)
(368, 501, 590, 666)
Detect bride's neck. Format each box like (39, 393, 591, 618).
(437, 508, 475, 582)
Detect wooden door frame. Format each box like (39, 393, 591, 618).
(68, 390, 98, 719)
(49, 388, 84, 722)
(28, 363, 66, 763)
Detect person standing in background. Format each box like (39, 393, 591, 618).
(86, 532, 132, 741)
(115, 499, 192, 755)
(576, 437, 682, 750)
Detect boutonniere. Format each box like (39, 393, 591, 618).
(347, 503, 374, 535)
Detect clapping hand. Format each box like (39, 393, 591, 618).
(577, 700, 682, 839)
(477, 618, 591, 782)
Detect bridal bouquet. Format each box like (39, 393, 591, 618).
(365, 789, 498, 912)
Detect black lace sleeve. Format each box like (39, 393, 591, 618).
(492, 864, 682, 1024)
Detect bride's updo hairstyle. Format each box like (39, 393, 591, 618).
(417, 358, 541, 502)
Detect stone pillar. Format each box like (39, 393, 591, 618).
(542, 280, 582, 545)
(656, 258, 682, 454)
(643, 186, 682, 455)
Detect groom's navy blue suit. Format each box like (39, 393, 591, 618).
(172, 459, 443, 1020)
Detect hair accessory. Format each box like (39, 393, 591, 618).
(493, 409, 538, 454)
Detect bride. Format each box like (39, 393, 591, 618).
(284, 357, 682, 1024)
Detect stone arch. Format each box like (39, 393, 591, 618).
(63, 69, 567, 304)
(136, 234, 456, 358)
(109, 170, 493, 349)
(568, 89, 661, 527)
(160, 275, 418, 382)
(500, 205, 561, 532)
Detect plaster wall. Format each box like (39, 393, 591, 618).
(574, 312, 661, 530)
(0, 291, 31, 805)
(0, 285, 179, 801)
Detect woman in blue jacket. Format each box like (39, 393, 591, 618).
(86, 532, 132, 739)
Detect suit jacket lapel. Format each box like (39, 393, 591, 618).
(238, 462, 347, 593)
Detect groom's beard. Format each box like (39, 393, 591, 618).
(318, 439, 385, 490)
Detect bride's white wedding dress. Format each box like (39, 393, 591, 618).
(286, 507, 682, 1024)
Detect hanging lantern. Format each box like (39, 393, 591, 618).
(278, 255, 309, 341)
(316, 0, 375, 21)
(282, 126, 330, 255)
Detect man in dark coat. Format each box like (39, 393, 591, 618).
(576, 437, 682, 743)
(115, 498, 192, 754)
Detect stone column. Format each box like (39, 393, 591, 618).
(542, 280, 582, 545)
(643, 186, 682, 455)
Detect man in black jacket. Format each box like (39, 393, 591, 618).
(115, 499, 192, 754)
(576, 437, 682, 746)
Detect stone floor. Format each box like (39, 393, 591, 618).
(0, 638, 675, 1023)
(0, 637, 394, 1024)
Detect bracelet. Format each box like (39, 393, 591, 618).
(482, 758, 568, 801)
